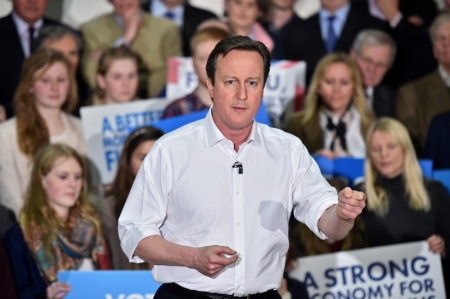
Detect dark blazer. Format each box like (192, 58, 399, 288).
(423, 111, 450, 170)
(3, 225, 47, 299)
(0, 14, 65, 119)
(0, 204, 16, 241)
(283, 5, 388, 84)
(372, 84, 396, 118)
(396, 70, 450, 155)
(141, 0, 217, 56)
(0, 242, 18, 299)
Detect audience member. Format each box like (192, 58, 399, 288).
(351, 0, 437, 87)
(225, 0, 283, 58)
(81, 0, 182, 98)
(0, 49, 86, 217)
(0, 242, 18, 299)
(396, 13, 450, 154)
(162, 27, 229, 118)
(283, 0, 387, 83)
(3, 144, 110, 298)
(285, 53, 374, 159)
(0, 0, 67, 120)
(355, 117, 450, 291)
(141, 0, 217, 56)
(101, 126, 163, 270)
(350, 29, 396, 117)
(91, 46, 140, 105)
(36, 25, 90, 116)
(423, 111, 450, 169)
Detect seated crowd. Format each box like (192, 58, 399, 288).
(0, 0, 450, 298)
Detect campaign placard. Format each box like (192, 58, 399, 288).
(290, 241, 446, 299)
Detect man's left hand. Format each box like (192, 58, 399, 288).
(336, 187, 366, 221)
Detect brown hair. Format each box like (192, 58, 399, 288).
(14, 49, 77, 160)
(107, 126, 164, 219)
(94, 46, 140, 104)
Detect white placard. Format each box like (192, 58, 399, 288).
(166, 57, 306, 128)
(80, 99, 169, 184)
(290, 241, 446, 299)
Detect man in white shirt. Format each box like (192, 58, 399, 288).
(350, 29, 396, 118)
(119, 36, 366, 298)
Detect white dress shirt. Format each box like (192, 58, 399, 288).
(151, 0, 184, 27)
(319, 3, 350, 42)
(438, 64, 450, 88)
(119, 108, 338, 296)
(319, 106, 366, 158)
(11, 12, 43, 58)
(368, 0, 402, 28)
(365, 86, 374, 111)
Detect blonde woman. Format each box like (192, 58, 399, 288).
(3, 144, 110, 299)
(355, 118, 450, 290)
(0, 49, 86, 217)
(285, 52, 374, 159)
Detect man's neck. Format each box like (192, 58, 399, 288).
(195, 84, 213, 107)
(212, 112, 253, 152)
(440, 63, 450, 77)
(322, 2, 348, 14)
(13, 11, 40, 27)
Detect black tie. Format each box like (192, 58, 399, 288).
(28, 26, 35, 55)
(326, 116, 348, 151)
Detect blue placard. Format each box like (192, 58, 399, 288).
(152, 104, 271, 134)
(58, 271, 161, 299)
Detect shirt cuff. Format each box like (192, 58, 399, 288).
(309, 196, 338, 240)
(114, 37, 131, 47)
(120, 225, 161, 263)
(390, 12, 403, 28)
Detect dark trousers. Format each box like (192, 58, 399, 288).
(154, 283, 282, 299)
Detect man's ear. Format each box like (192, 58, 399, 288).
(206, 77, 214, 98)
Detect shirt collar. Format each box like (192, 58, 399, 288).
(438, 64, 450, 88)
(12, 11, 43, 34)
(319, 2, 350, 22)
(204, 107, 262, 148)
(152, 0, 184, 21)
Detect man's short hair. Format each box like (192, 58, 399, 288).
(430, 13, 450, 42)
(206, 36, 271, 86)
(352, 29, 397, 65)
(190, 27, 230, 55)
(36, 25, 83, 51)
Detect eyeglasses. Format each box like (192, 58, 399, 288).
(355, 52, 390, 70)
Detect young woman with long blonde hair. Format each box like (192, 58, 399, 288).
(3, 144, 110, 299)
(0, 49, 86, 217)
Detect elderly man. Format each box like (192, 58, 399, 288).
(350, 29, 396, 118)
(141, 0, 217, 56)
(396, 13, 450, 155)
(0, 0, 65, 121)
(119, 36, 366, 298)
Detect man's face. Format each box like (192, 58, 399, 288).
(193, 39, 221, 86)
(226, 0, 261, 30)
(13, 0, 48, 25)
(207, 50, 264, 133)
(351, 44, 392, 88)
(110, 0, 140, 17)
(320, 0, 348, 12)
(433, 21, 450, 68)
(43, 35, 80, 72)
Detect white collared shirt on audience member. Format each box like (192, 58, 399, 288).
(151, 0, 184, 27)
(11, 12, 43, 57)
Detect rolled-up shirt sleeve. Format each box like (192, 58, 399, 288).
(291, 141, 338, 240)
(118, 142, 171, 262)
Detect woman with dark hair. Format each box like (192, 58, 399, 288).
(3, 144, 110, 299)
(0, 49, 86, 217)
(101, 126, 164, 269)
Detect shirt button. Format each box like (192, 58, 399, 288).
(236, 191, 240, 195)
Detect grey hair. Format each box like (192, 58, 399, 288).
(430, 13, 450, 42)
(36, 25, 83, 51)
(351, 29, 397, 65)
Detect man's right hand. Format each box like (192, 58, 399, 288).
(189, 246, 239, 277)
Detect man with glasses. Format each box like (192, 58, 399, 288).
(350, 29, 396, 118)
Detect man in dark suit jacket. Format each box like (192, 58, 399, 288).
(282, 0, 388, 85)
(141, 0, 217, 56)
(0, 0, 67, 120)
(350, 29, 396, 118)
(423, 111, 450, 170)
